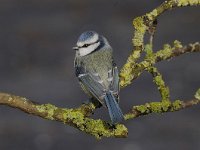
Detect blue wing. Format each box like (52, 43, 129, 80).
(74, 58, 119, 105)
(75, 58, 123, 124)
(74, 58, 106, 105)
(79, 72, 106, 101)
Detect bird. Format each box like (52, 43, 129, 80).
(73, 31, 124, 124)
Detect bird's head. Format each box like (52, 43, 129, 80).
(73, 31, 110, 56)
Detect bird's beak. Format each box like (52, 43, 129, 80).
(73, 46, 78, 50)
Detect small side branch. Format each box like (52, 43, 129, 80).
(124, 88, 200, 120)
(156, 42, 200, 62)
(125, 98, 200, 120)
(147, 67, 170, 101)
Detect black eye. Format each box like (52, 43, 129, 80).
(82, 44, 90, 47)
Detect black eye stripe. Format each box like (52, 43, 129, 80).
(80, 40, 99, 48)
(82, 44, 90, 47)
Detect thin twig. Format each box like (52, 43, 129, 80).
(147, 67, 170, 101)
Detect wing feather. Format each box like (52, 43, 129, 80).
(75, 56, 119, 104)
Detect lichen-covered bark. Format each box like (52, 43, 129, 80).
(147, 67, 170, 101)
(124, 99, 199, 120)
(121, 41, 200, 88)
(195, 89, 200, 100)
(120, 0, 200, 88)
(0, 90, 199, 138)
(0, 93, 128, 139)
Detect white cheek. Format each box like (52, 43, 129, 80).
(79, 42, 100, 56)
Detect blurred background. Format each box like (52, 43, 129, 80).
(0, 0, 199, 149)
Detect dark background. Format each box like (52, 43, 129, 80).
(0, 0, 199, 150)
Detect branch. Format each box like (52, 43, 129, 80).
(147, 66, 170, 102)
(120, 0, 200, 88)
(0, 0, 200, 139)
(0, 93, 128, 139)
(125, 89, 200, 120)
(120, 41, 200, 87)
(1, 89, 200, 138)
(125, 99, 200, 120)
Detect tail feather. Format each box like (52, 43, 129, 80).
(104, 92, 124, 124)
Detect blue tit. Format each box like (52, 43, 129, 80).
(73, 31, 124, 124)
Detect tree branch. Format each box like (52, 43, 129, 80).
(1, 89, 200, 138)
(125, 98, 200, 120)
(0, 0, 200, 139)
(120, 0, 200, 88)
(147, 66, 170, 102)
(121, 41, 200, 87)
(0, 92, 128, 139)
(125, 87, 200, 121)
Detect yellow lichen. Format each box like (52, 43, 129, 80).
(174, 40, 183, 49)
(148, 67, 170, 101)
(154, 76, 165, 88)
(161, 101, 171, 111)
(177, 0, 200, 6)
(135, 101, 172, 114)
(155, 44, 173, 60)
(36, 104, 57, 120)
(171, 100, 182, 111)
(132, 17, 147, 46)
(195, 88, 200, 100)
(133, 17, 147, 33)
(83, 119, 128, 139)
(146, 9, 158, 20)
(135, 105, 148, 113)
(132, 32, 144, 46)
(124, 113, 136, 120)
(114, 124, 128, 138)
(36, 103, 128, 139)
(144, 44, 153, 58)
(131, 49, 142, 60)
(149, 102, 162, 113)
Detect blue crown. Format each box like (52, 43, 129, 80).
(78, 31, 97, 42)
